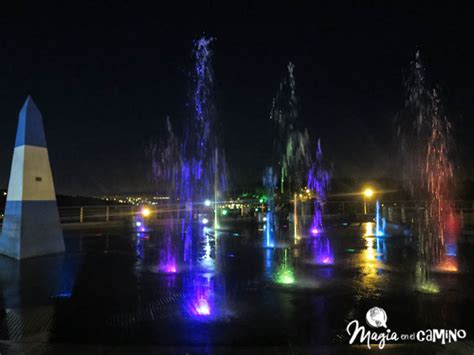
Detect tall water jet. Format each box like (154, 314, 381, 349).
(149, 117, 181, 266)
(182, 37, 228, 232)
(263, 167, 277, 248)
(270, 62, 298, 194)
(270, 62, 311, 196)
(375, 200, 386, 237)
(150, 37, 228, 266)
(270, 62, 311, 242)
(150, 117, 182, 202)
(398, 50, 456, 292)
(307, 139, 331, 235)
(293, 193, 299, 244)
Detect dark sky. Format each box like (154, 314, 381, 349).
(0, 2, 473, 195)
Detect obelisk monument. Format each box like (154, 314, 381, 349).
(0, 96, 64, 259)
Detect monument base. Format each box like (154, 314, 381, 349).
(0, 201, 65, 259)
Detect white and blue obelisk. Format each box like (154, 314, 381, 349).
(0, 96, 64, 259)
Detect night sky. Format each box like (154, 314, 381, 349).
(0, 3, 473, 196)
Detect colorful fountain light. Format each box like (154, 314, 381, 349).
(312, 235, 334, 265)
(436, 210, 460, 273)
(276, 268, 295, 285)
(270, 62, 326, 245)
(375, 200, 385, 237)
(307, 139, 330, 236)
(398, 50, 457, 292)
(293, 193, 300, 244)
(275, 249, 295, 285)
(270, 62, 312, 205)
(149, 37, 228, 268)
(265, 212, 275, 248)
(163, 263, 177, 273)
(135, 213, 146, 232)
(194, 297, 211, 316)
(183, 221, 223, 318)
(263, 167, 277, 248)
(159, 251, 177, 273)
(186, 274, 214, 317)
(436, 258, 458, 273)
(156, 224, 178, 274)
(133, 206, 151, 233)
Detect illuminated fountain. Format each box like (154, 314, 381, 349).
(311, 235, 334, 265)
(174, 38, 229, 319)
(184, 273, 214, 317)
(375, 200, 386, 237)
(274, 248, 295, 285)
(178, 36, 228, 236)
(398, 50, 457, 292)
(182, 223, 228, 319)
(149, 37, 228, 268)
(270, 62, 312, 243)
(183, 227, 215, 318)
(263, 167, 277, 248)
(436, 212, 460, 273)
(307, 139, 330, 235)
(134, 212, 146, 233)
(157, 224, 177, 274)
(293, 193, 300, 244)
(362, 200, 385, 238)
(149, 117, 182, 265)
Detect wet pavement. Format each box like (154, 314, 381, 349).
(0, 219, 473, 354)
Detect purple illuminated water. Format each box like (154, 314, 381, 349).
(158, 225, 177, 273)
(185, 274, 213, 317)
(307, 139, 330, 234)
(311, 235, 334, 265)
(149, 37, 228, 265)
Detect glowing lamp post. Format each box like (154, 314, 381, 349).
(141, 207, 151, 217)
(363, 188, 374, 215)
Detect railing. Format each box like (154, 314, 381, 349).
(1, 201, 473, 229)
(49, 201, 474, 229)
(324, 200, 474, 229)
(58, 205, 137, 224)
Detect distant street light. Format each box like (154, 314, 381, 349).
(363, 188, 375, 214)
(141, 207, 151, 217)
(363, 188, 374, 198)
